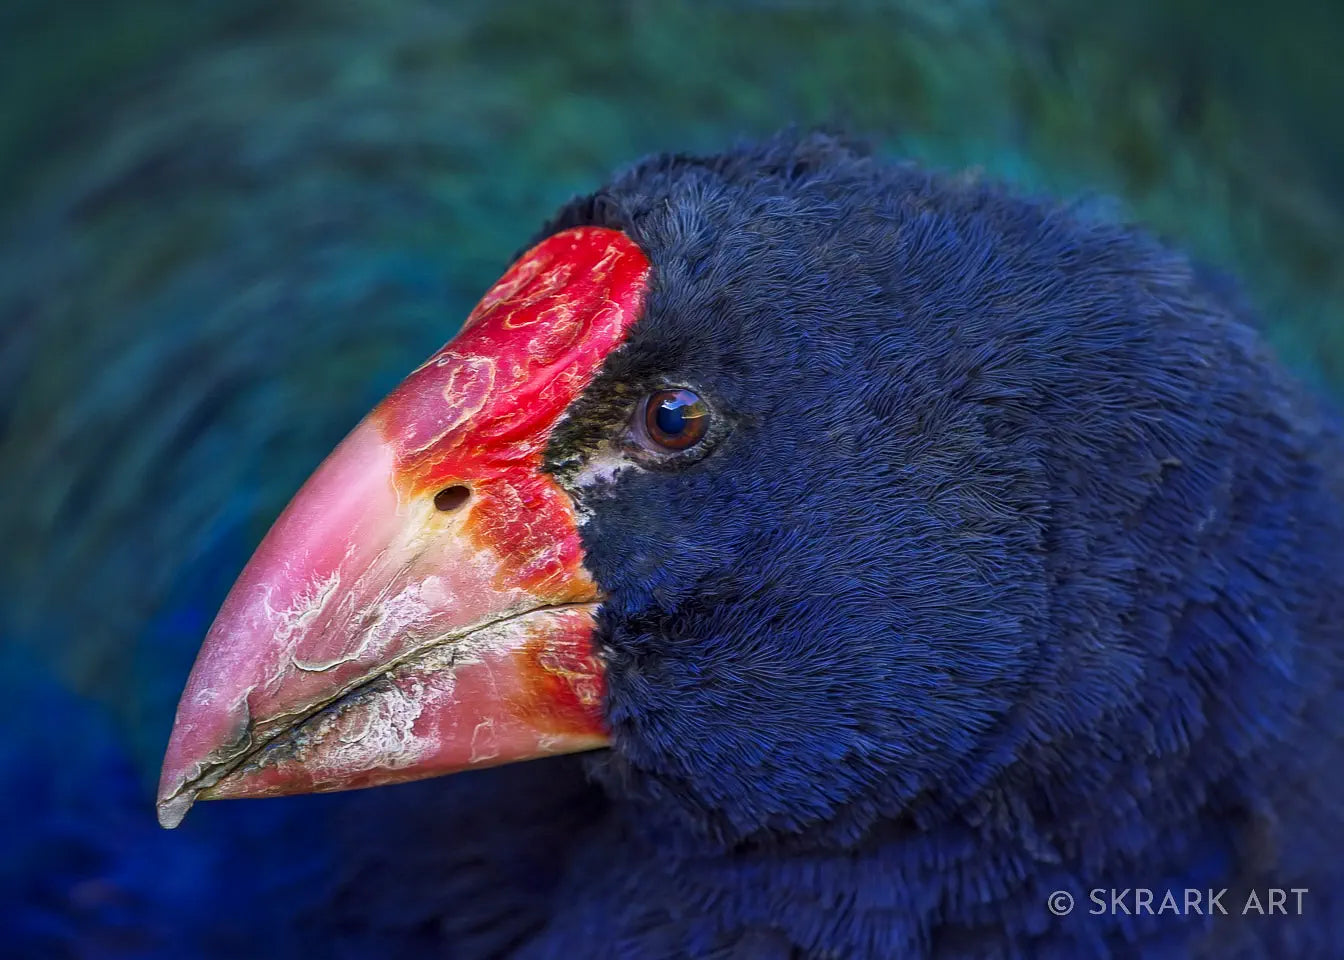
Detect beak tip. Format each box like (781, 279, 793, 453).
(156, 791, 194, 830)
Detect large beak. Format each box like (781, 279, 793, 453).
(157, 227, 649, 828)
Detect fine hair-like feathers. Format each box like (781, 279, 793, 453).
(525, 131, 1344, 957)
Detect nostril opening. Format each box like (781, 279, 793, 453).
(433, 484, 471, 513)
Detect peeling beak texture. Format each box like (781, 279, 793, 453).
(158, 227, 649, 828)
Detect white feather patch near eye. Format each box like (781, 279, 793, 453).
(569, 440, 642, 522)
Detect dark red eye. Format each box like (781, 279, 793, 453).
(642, 389, 710, 451)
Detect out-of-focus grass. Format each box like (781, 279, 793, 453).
(4, 1, 1341, 371)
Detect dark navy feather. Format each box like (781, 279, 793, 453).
(527, 131, 1344, 957)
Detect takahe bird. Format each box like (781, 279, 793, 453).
(153, 132, 1344, 958)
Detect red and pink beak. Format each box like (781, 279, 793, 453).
(157, 227, 649, 828)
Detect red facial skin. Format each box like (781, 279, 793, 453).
(156, 227, 649, 828)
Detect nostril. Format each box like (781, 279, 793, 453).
(433, 485, 471, 512)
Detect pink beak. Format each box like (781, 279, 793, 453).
(157, 227, 650, 828)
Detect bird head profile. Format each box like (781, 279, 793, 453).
(157, 132, 1344, 956)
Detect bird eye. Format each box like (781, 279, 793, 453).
(640, 389, 710, 451)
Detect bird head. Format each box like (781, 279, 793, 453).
(160, 133, 1249, 850)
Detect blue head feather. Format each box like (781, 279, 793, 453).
(520, 131, 1344, 956)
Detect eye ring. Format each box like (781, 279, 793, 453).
(640, 388, 710, 451)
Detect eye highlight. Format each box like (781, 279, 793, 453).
(640, 389, 710, 451)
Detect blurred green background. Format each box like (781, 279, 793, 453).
(0, 0, 1340, 954)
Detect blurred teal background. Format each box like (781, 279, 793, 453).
(0, 1, 1341, 955)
